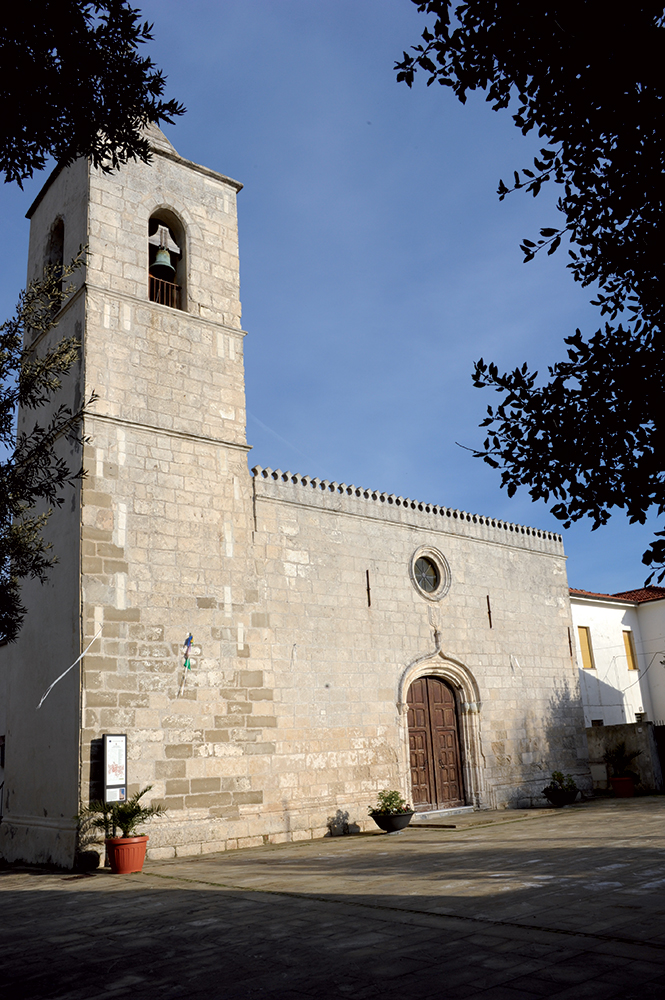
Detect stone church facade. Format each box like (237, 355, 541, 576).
(0, 130, 589, 867)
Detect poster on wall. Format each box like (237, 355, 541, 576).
(103, 733, 127, 803)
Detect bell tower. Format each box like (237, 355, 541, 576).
(0, 128, 261, 866)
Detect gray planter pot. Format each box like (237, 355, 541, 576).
(370, 811, 414, 833)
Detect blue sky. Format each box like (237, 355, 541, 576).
(0, 0, 657, 593)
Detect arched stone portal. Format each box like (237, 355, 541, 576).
(398, 654, 484, 810)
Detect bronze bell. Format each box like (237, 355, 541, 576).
(150, 247, 176, 281)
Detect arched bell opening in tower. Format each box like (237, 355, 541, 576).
(148, 216, 183, 309)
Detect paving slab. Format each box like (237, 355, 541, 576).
(2, 797, 665, 998)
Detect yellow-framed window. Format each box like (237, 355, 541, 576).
(623, 630, 638, 670)
(578, 626, 595, 670)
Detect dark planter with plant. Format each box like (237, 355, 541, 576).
(368, 790, 414, 833)
(603, 742, 642, 798)
(78, 785, 166, 873)
(542, 771, 578, 807)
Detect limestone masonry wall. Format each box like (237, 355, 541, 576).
(78, 140, 276, 858)
(0, 160, 89, 866)
(251, 465, 587, 839)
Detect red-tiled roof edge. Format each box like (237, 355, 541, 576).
(569, 586, 665, 604)
(612, 587, 665, 604)
(569, 587, 633, 602)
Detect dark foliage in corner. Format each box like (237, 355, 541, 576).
(0, 254, 94, 644)
(0, 2, 184, 185)
(603, 741, 642, 779)
(396, 2, 665, 580)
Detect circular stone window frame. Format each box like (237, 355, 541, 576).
(409, 546, 451, 601)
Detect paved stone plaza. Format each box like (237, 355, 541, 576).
(3, 797, 665, 999)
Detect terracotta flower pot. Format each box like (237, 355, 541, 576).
(610, 777, 635, 798)
(105, 835, 149, 874)
(370, 812, 414, 833)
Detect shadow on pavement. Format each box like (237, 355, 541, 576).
(3, 844, 665, 1000)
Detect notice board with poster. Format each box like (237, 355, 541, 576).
(103, 733, 127, 802)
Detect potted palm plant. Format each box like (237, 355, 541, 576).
(542, 771, 579, 807)
(603, 742, 642, 798)
(78, 785, 166, 873)
(368, 790, 414, 833)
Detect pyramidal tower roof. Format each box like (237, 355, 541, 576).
(144, 122, 179, 157)
(27, 123, 242, 219)
(142, 122, 242, 190)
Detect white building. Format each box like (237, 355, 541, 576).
(570, 586, 665, 726)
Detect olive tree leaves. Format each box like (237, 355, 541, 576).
(0, 2, 184, 185)
(0, 254, 96, 643)
(397, 1, 665, 581)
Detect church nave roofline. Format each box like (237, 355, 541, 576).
(251, 465, 564, 551)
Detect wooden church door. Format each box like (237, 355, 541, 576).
(407, 677, 464, 810)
